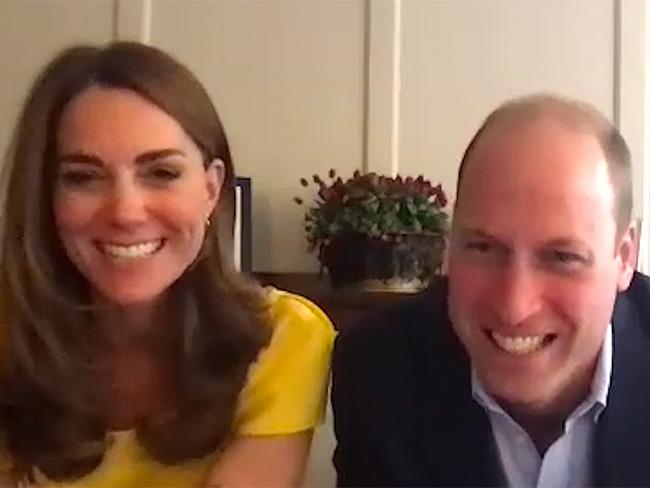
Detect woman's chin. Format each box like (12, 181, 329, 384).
(94, 285, 167, 308)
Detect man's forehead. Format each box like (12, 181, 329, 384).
(460, 116, 608, 185)
(455, 116, 616, 229)
(475, 113, 598, 152)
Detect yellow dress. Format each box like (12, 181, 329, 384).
(13, 288, 336, 487)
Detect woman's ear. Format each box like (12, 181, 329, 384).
(205, 158, 225, 210)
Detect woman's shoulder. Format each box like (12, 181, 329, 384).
(234, 288, 336, 435)
(256, 287, 336, 368)
(265, 287, 336, 339)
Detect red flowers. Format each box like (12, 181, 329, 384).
(294, 169, 449, 255)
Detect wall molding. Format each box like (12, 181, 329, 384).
(613, 0, 650, 272)
(113, 0, 151, 43)
(364, 0, 401, 176)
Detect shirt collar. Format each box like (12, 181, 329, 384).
(585, 322, 612, 420)
(472, 323, 612, 422)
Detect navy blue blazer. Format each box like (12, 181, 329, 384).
(332, 273, 650, 487)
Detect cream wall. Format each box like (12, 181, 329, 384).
(0, 0, 648, 273)
(0, 0, 114, 154)
(149, 0, 366, 273)
(364, 0, 650, 273)
(399, 0, 614, 207)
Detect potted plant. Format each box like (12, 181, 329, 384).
(294, 169, 449, 291)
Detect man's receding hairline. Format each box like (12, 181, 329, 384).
(466, 98, 610, 163)
(455, 94, 632, 234)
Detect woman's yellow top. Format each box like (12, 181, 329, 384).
(9, 288, 336, 487)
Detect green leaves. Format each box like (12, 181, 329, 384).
(295, 170, 450, 254)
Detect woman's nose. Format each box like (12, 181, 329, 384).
(104, 181, 148, 228)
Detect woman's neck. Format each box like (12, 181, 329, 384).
(95, 294, 170, 350)
(92, 295, 179, 429)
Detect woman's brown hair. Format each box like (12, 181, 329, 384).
(0, 42, 271, 481)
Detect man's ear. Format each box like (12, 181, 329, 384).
(205, 158, 225, 214)
(616, 221, 638, 291)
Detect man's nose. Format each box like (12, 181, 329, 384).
(493, 260, 543, 327)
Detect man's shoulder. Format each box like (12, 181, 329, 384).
(621, 271, 650, 306)
(333, 278, 459, 375)
(617, 271, 650, 337)
(340, 279, 446, 334)
(594, 273, 650, 486)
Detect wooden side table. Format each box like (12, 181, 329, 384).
(253, 272, 416, 331)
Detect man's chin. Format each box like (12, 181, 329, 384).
(480, 369, 553, 399)
(482, 376, 559, 412)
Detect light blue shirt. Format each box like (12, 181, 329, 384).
(471, 325, 612, 487)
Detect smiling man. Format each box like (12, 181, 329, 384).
(332, 94, 650, 487)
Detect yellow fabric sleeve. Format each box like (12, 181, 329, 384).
(234, 288, 336, 436)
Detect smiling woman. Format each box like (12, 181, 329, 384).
(0, 42, 334, 487)
(53, 85, 223, 307)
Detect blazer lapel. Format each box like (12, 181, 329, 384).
(594, 283, 650, 486)
(413, 285, 505, 486)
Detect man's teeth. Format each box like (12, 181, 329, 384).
(490, 331, 548, 355)
(102, 240, 162, 259)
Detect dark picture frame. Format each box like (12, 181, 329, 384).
(216, 176, 252, 273)
(233, 177, 252, 273)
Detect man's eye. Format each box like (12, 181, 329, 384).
(465, 241, 491, 253)
(550, 250, 587, 265)
(545, 249, 589, 272)
(553, 251, 579, 262)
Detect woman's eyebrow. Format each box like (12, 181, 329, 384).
(57, 153, 103, 166)
(135, 148, 186, 164)
(58, 149, 187, 166)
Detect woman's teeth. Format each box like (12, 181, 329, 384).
(490, 331, 551, 355)
(101, 240, 163, 259)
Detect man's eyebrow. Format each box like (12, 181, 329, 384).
(457, 227, 499, 240)
(541, 238, 595, 263)
(544, 237, 585, 248)
(543, 237, 594, 255)
(135, 149, 186, 164)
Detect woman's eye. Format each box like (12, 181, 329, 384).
(147, 166, 182, 181)
(58, 170, 102, 186)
